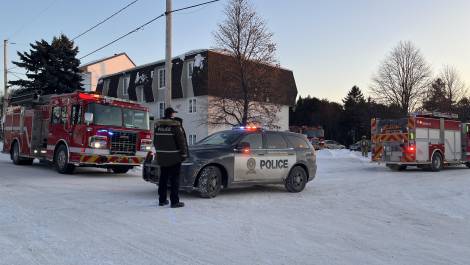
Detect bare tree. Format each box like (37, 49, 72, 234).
(439, 65, 467, 111)
(210, 0, 281, 128)
(370, 41, 432, 114)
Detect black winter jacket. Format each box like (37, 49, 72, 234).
(154, 119, 189, 167)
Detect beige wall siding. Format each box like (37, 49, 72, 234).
(83, 54, 135, 91)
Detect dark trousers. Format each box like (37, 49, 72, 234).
(158, 163, 181, 204)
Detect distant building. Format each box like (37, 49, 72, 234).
(79, 53, 135, 92)
(97, 49, 297, 144)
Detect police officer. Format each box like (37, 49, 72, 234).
(154, 107, 188, 208)
(360, 135, 369, 157)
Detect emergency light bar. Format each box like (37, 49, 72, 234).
(77, 92, 144, 105)
(412, 111, 459, 119)
(232, 126, 263, 132)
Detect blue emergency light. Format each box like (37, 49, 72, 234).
(232, 126, 263, 132)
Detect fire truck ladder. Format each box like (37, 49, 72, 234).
(8, 91, 51, 107)
(411, 111, 459, 120)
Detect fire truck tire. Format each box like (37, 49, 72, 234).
(285, 166, 308, 193)
(466, 162, 470, 169)
(54, 145, 75, 174)
(430, 152, 443, 172)
(11, 141, 33, 165)
(111, 166, 133, 174)
(196, 165, 222, 198)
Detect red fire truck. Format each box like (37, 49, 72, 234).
(2, 91, 153, 174)
(371, 112, 470, 171)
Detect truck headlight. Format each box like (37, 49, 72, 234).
(140, 139, 153, 151)
(89, 136, 108, 149)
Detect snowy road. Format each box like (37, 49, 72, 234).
(0, 148, 469, 265)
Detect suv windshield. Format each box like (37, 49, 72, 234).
(88, 103, 149, 130)
(196, 131, 242, 146)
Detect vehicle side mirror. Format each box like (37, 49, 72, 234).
(84, 112, 93, 125)
(236, 142, 251, 153)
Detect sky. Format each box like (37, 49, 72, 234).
(1, 0, 470, 102)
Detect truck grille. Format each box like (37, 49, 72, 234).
(110, 131, 137, 155)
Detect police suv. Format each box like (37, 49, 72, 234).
(143, 127, 317, 198)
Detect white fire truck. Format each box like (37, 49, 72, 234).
(2, 91, 152, 174)
(371, 112, 470, 171)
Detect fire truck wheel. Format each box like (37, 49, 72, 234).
(54, 145, 75, 174)
(10, 142, 33, 165)
(196, 166, 222, 198)
(285, 166, 308, 193)
(430, 152, 443, 172)
(111, 166, 133, 174)
(11, 142, 21, 165)
(466, 162, 470, 169)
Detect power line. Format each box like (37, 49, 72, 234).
(7, 70, 27, 76)
(79, 0, 222, 61)
(72, 0, 140, 41)
(9, 0, 59, 39)
(169, 0, 221, 14)
(79, 13, 165, 60)
(8, 71, 23, 80)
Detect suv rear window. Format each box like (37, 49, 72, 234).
(265, 133, 288, 149)
(287, 135, 310, 149)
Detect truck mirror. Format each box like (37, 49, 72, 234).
(237, 142, 251, 153)
(84, 112, 94, 125)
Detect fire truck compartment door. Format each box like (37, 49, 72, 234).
(383, 144, 402, 162)
(416, 128, 429, 162)
(445, 130, 461, 161)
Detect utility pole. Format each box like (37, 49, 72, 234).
(164, 0, 172, 108)
(3, 39, 7, 97)
(2, 39, 7, 138)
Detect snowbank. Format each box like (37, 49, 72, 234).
(0, 149, 469, 265)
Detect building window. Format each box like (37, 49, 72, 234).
(150, 70, 154, 78)
(187, 61, 194, 79)
(139, 87, 145, 102)
(158, 102, 166, 118)
(189, 98, 197, 113)
(123, 75, 130, 96)
(136, 86, 145, 103)
(189, 134, 197, 145)
(158, 69, 165, 89)
(102, 80, 110, 96)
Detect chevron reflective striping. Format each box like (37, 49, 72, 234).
(408, 117, 415, 129)
(371, 119, 377, 132)
(375, 133, 409, 143)
(372, 145, 384, 161)
(400, 146, 415, 162)
(79, 155, 145, 164)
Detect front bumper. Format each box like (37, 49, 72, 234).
(142, 161, 199, 189)
(71, 153, 146, 166)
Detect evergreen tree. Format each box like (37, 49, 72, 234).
(455, 97, 470, 122)
(341, 86, 367, 145)
(423, 78, 449, 112)
(9, 34, 83, 96)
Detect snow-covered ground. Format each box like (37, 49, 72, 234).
(0, 147, 469, 265)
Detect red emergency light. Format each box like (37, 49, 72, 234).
(79, 93, 101, 100)
(407, 145, 416, 153)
